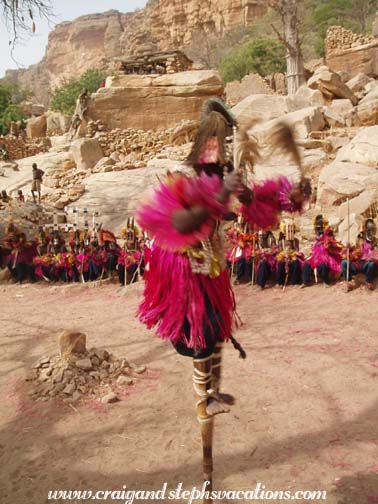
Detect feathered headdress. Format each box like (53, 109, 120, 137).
(234, 119, 261, 174)
(187, 98, 236, 167)
(269, 121, 302, 171)
(201, 97, 236, 128)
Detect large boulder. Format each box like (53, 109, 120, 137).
(86, 70, 224, 131)
(253, 106, 325, 144)
(75, 162, 185, 233)
(355, 88, 378, 125)
(70, 138, 104, 171)
(20, 101, 45, 117)
(46, 112, 71, 136)
(317, 161, 378, 208)
(49, 135, 70, 152)
(290, 85, 326, 110)
(231, 94, 291, 124)
(308, 66, 358, 105)
(335, 126, 378, 165)
(338, 214, 363, 245)
(346, 73, 372, 94)
(338, 189, 378, 220)
(326, 40, 378, 79)
(312, 126, 378, 223)
(26, 115, 47, 138)
(327, 99, 355, 127)
(225, 73, 274, 105)
(323, 107, 345, 128)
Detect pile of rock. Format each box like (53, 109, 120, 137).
(95, 120, 197, 170)
(0, 136, 50, 160)
(165, 54, 187, 74)
(44, 184, 86, 209)
(27, 331, 147, 404)
(326, 26, 376, 53)
(86, 120, 106, 138)
(117, 50, 193, 75)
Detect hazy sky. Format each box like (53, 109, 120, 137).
(0, 1, 148, 78)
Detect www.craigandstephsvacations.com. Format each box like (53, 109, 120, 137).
(47, 482, 327, 503)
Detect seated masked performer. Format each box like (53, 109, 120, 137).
(276, 219, 304, 287)
(137, 99, 311, 426)
(46, 231, 68, 281)
(342, 218, 378, 291)
(98, 229, 120, 278)
(118, 218, 142, 285)
(226, 220, 256, 285)
(225, 220, 243, 277)
(5, 226, 37, 283)
(33, 227, 54, 281)
(302, 215, 342, 286)
(255, 229, 277, 289)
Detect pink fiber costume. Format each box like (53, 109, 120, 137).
(307, 228, 342, 273)
(136, 99, 311, 493)
(137, 171, 303, 358)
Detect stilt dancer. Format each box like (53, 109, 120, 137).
(136, 101, 311, 500)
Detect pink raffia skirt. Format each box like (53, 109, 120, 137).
(138, 246, 236, 350)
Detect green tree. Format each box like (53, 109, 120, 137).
(0, 83, 25, 135)
(219, 37, 286, 83)
(50, 68, 106, 116)
(0, 86, 11, 112)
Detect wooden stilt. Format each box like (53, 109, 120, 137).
(346, 198, 350, 284)
(193, 357, 214, 503)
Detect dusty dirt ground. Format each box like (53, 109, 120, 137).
(0, 279, 378, 504)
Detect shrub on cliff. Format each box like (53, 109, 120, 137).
(0, 83, 25, 135)
(50, 68, 106, 116)
(219, 37, 286, 83)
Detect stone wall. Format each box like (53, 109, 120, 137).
(326, 26, 378, 78)
(0, 136, 50, 161)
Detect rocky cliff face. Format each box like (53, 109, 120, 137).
(5, 1, 267, 105)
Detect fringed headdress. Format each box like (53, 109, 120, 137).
(234, 119, 261, 176)
(187, 98, 236, 170)
(269, 122, 302, 172)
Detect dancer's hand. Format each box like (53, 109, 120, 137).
(224, 171, 242, 194)
(172, 206, 209, 234)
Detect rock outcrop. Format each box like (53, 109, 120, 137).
(26, 116, 47, 139)
(4, 1, 268, 105)
(326, 26, 378, 79)
(307, 66, 358, 105)
(317, 127, 378, 237)
(225, 73, 275, 106)
(86, 70, 223, 130)
(231, 94, 291, 123)
(74, 163, 184, 233)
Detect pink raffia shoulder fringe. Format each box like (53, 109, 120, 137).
(240, 176, 300, 230)
(138, 246, 237, 349)
(136, 173, 227, 251)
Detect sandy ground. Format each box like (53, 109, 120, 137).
(0, 279, 378, 504)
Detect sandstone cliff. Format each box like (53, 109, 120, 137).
(5, 1, 267, 105)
